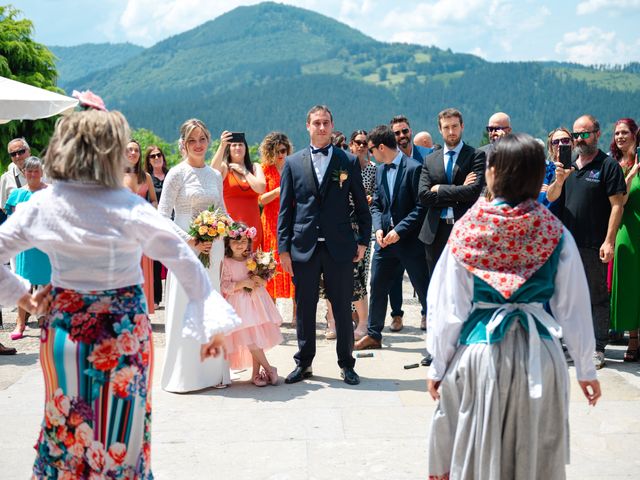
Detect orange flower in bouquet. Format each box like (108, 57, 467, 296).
(188, 207, 231, 267)
(247, 248, 278, 283)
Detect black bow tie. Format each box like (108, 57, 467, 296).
(384, 163, 397, 171)
(311, 144, 331, 156)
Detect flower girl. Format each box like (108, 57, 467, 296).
(221, 222, 283, 386)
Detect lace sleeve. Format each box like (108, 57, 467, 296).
(157, 166, 190, 242)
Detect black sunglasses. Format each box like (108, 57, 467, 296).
(551, 138, 572, 146)
(571, 131, 597, 139)
(148, 153, 163, 159)
(9, 148, 26, 157)
(486, 126, 505, 133)
(393, 128, 410, 137)
(277, 147, 288, 155)
(368, 145, 378, 154)
(353, 140, 367, 147)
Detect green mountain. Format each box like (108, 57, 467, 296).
(50, 43, 145, 88)
(55, 2, 640, 149)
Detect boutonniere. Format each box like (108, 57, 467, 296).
(332, 168, 348, 189)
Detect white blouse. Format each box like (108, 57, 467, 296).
(0, 180, 239, 341)
(426, 227, 597, 383)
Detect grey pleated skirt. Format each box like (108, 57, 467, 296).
(428, 321, 569, 480)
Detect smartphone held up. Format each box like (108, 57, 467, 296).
(559, 144, 572, 170)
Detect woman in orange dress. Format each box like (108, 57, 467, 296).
(258, 132, 295, 304)
(123, 139, 157, 313)
(211, 131, 265, 250)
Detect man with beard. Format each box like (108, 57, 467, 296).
(418, 108, 485, 365)
(546, 114, 626, 370)
(387, 116, 432, 332)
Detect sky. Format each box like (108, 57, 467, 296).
(12, 0, 640, 65)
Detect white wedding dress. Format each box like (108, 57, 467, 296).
(158, 161, 231, 392)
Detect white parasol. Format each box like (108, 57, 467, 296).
(0, 75, 79, 124)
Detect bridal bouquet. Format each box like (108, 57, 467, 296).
(246, 248, 278, 287)
(188, 207, 231, 267)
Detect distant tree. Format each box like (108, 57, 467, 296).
(379, 67, 388, 82)
(0, 5, 60, 172)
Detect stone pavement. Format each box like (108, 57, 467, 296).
(1, 289, 640, 479)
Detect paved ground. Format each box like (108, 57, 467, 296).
(1, 281, 640, 479)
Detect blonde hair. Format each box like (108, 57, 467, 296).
(179, 118, 211, 158)
(44, 110, 130, 188)
(259, 132, 292, 166)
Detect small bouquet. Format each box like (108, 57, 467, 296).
(245, 249, 278, 292)
(188, 207, 231, 267)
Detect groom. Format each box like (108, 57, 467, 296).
(278, 105, 372, 385)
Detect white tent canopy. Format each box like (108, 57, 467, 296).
(0, 76, 78, 124)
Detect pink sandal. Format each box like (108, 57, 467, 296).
(252, 372, 268, 387)
(266, 367, 278, 386)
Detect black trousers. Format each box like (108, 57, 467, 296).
(292, 243, 355, 369)
(424, 221, 454, 279)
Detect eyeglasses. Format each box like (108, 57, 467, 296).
(393, 128, 410, 137)
(148, 153, 163, 159)
(368, 145, 378, 154)
(353, 140, 367, 147)
(486, 126, 506, 133)
(551, 137, 572, 146)
(571, 131, 597, 139)
(277, 147, 288, 155)
(9, 148, 26, 157)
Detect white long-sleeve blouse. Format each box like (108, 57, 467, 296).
(426, 227, 597, 383)
(0, 180, 239, 341)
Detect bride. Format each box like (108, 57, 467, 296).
(159, 118, 231, 392)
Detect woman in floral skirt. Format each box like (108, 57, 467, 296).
(0, 110, 239, 479)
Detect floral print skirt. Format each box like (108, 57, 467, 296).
(33, 285, 154, 479)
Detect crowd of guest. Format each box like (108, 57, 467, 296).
(2, 109, 640, 372)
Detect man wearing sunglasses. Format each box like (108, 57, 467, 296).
(1, 138, 30, 218)
(546, 114, 626, 370)
(387, 116, 433, 333)
(479, 112, 512, 158)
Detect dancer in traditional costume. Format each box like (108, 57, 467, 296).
(426, 133, 601, 480)
(0, 110, 238, 479)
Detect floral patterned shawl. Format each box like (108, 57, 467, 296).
(448, 198, 564, 299)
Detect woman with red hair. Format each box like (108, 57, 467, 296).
(610, 118, 640, 361)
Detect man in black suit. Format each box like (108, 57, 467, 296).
(354, 125, 428, 350)
(387, 115, 433, 332)
(418, 108, 486, 275)
(278, 105, 371, 385)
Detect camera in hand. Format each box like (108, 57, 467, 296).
(559, 144, 572, 169)
(230, 132, 245, 143)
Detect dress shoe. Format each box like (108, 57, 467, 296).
(340, 367, 360, 385)
(420, 315, 427, 331)
(421, 354, 433, 366)
(389, 315, 403, 332)
(284, 366, 313, 384)
(354, 335, 382, 350)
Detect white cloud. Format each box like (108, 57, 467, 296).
(576, 0, 640, 15)
(555, 26, 640, 64)
(470, 47, 488, 59)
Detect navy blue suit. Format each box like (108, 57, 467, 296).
(278, 146, 371, 369)
(367, 153, 428, 340)
(388, 144, 433, 317)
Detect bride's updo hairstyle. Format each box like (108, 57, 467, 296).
(179, 118, 211, 157)
(44, 110, 129, 188)
(488, 133, 546, 205)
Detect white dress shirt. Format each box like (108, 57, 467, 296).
(0, 162, 27, 210)
(0, 180, 240, 342)
(310, 144, 333, 184)
(426, 227, 597, 383)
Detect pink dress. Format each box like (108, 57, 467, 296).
(136, 181, 155, 313)
(221, 257, 283, 369)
